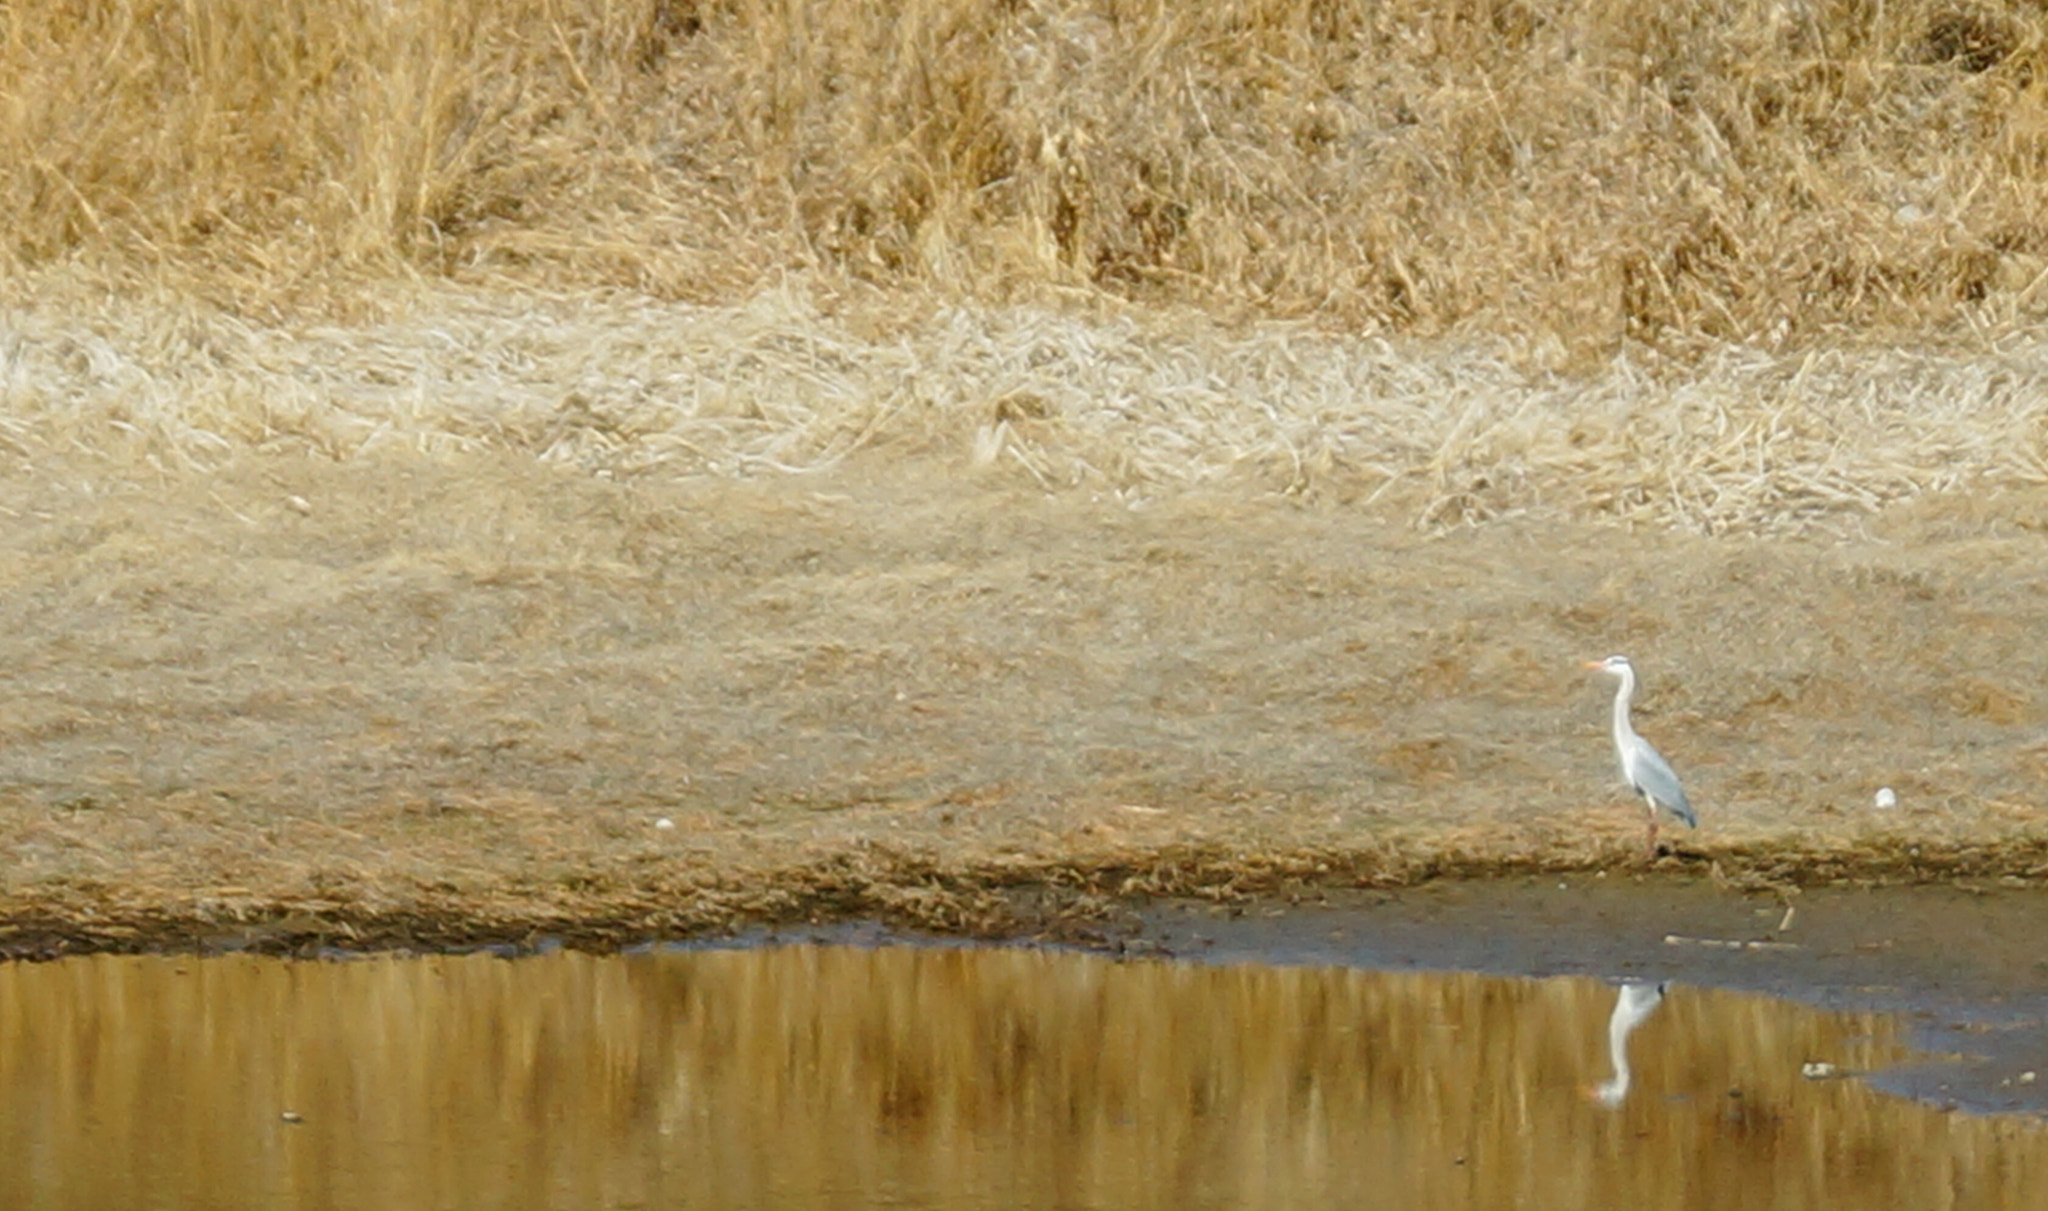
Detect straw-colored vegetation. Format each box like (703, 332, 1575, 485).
(10, 0, 2048, 350)
(3, 0, 2048, 533)
(1, 449, 2045, 951)
(4, 2, 2048, 944)
(8, 283, 2048, 535)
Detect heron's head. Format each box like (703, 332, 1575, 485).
(1583, 654, 1632, 676)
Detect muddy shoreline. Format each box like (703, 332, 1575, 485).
(749, 876, 2048, 1120)
(4, 830, 2046, 1119)
(9, 865, 2046, 1122)
(3, 836, 2046, 960)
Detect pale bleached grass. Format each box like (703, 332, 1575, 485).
(5, 278, 2048, 535)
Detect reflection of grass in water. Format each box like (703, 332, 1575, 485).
(0, 947, 2038, 1208)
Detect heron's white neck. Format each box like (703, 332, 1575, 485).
(1609, 666, 1639, 745)
(1594, 1005, 1636, 1107)
(1593, 983, 1664, 1108)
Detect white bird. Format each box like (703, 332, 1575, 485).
(1584, 654, 1697, 856)
(1589, 980, 1669, 1107)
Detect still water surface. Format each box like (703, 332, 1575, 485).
(0, 945, 2042, 1209)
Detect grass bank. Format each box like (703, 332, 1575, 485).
(0, 447, 2044, 955)
(4, 3, 2048, 950)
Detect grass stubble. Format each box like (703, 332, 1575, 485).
(1, 0, 2047, 950)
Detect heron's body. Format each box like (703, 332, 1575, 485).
(1585, 655, 1696, 854)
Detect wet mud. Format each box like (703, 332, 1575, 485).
(1109, 878, 2048, 1117)
(730, 877, 2048, 1118)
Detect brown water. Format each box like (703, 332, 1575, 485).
(0, 946, 2042, 1210)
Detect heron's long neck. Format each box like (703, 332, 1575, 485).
(1610, 670, 1638, 743)
(1594, 1007, 1636, 1106)
(1608, 1008, 1635, 1073)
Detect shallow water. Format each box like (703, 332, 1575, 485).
(0, 946, 2042, 1210)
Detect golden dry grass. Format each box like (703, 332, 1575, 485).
(7, 2, 2048, 536)
(3, 0, 2048, 548)
(8, 0, 2048, 351)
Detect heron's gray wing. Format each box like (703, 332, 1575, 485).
(1628, 742, 1696, 828)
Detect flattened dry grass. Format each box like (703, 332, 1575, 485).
(5, 282, 2048, 535)
(8, 0, 2048, 350)
(0, 451, 2045, 954)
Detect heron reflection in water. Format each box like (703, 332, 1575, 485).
(1588, 980, 1669, 1108)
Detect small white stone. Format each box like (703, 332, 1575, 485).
(1801, 1061, 1838, 1080)
(284, 495, 313, 516)
(2021, 1071, 2038, 1085)
(654, 817, 675, 830)
(1874, 787, 1897, 810)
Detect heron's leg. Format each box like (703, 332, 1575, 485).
(1644, 806, 1660, 857)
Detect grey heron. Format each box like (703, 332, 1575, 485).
(1584, 654, 1697, 856)
(1589, 980, 1669, 1107)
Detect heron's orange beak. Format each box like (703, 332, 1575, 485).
(1580, 659, 1605, 670)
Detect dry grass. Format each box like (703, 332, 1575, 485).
(7, 0, 2048, 537)
(8, 0, 2048, 350)
(6, 3, 2048, 946)
(1, 450, 2046, 953)
(6, 280, 2048, 535)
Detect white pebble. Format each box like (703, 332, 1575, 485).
(1874, 787, 1897, 810)
(654, 817, 675, 830)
